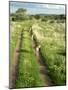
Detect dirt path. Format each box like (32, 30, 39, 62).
(9, 34, 22, 88)
(10, 26, 52, 88)
(32, 38, 53, 86)
(36, 49, 52, 86)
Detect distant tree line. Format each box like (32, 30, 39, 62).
(10, 8, 66, 23)
(30, 14, 66, 23)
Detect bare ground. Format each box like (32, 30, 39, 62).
(32, 39, 53, 86)
(9, 27, 53, 88)
(9, 35, 21, 88)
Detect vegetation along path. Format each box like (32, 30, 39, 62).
(9, 30, 22, 88)
(31, 29, 53, 86)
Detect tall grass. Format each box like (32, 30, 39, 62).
(15, 25, 43, 88)
(32, 20, 66, 85)
(10, 22, 22, 65)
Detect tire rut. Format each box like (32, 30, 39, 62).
(32, 36, 53, 86)
(9, 32, 22, 88)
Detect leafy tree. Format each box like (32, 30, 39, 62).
(34, 15, 40, 19)
(16, 8, 26, 15)
(11, 8, 27, 21)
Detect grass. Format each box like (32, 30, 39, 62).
(10, 21, 22, 65)
(10, 20, 33, 65)
(32, 20, 66, 85)
(15, 25, 43, 88)
(10, 19, 66, 87)
(10, 21, 44, 88)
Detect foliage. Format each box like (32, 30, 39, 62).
(10, 8, 28, 21)
(15, 22, 43, 88)
(10, 9, 66, 87)
(32, 19, 66, 85)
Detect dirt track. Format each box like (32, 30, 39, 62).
(32, 37, 53, 86)
(10, 28, 53, 88)
(9, 34, 21, 88)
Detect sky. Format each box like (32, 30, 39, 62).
(10, 1, 65, 15)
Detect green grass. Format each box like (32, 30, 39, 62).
(10, 22, 22, 65)
(10, 20, 32, 65)
(15, 26, 43, 88)
(32, 20, 66, 85)
(10, 19, 66, 87)
(10, 20, 44, 88)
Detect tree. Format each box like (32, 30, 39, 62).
(34, 15, 40, 19)
(16, 8, 26, 15)
(11, 8, 27, 21)
(16, 8, 27, 20)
